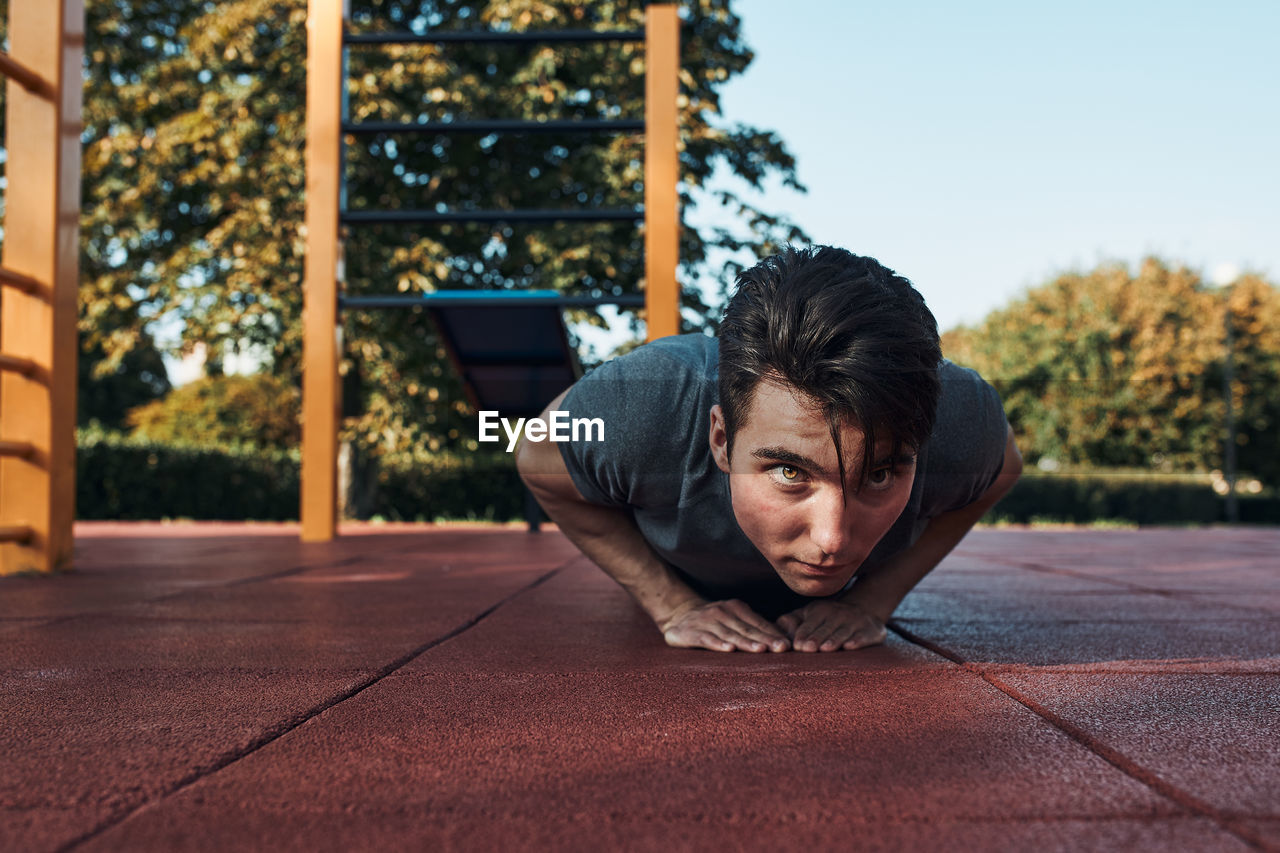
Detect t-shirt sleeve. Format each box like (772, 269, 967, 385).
(555, 343, 697, 509)
(918, 362, 1010, 518)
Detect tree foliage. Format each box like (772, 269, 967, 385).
(125, 373, 301, 450)
(943, 259, 1280, 484)
(77, 334, 172, 429)
(2, 0, 808, 459)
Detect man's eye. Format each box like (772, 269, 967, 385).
(770, 465, 803, 484)
(868, 467, 893, 488)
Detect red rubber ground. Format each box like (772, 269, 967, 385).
(2, 523, 1277, 851)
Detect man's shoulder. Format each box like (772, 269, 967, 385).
(558, 335, 718, 508)
(917, 360, 1008, 514)
(567, 334, 717, 415)
(584, 333, 717, 380)
(935, 360, 1001, 426)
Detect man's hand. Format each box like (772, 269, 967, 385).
(659, 599, 791, 653)
(776, 600, 886, 652)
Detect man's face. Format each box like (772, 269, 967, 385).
(709, 379, 917, 597)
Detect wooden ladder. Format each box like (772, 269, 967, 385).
(0, 0, 83, 574)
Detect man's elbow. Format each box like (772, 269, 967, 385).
(514, 436, 542, 490)
(990, 427, 1023, 502)
(515, 431, 574, 505)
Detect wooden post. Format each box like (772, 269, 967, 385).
(644, 3, 680, 342)
(301, 0, 343, 541)
(0, 0, 83, 575)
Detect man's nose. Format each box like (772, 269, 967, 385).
(807, 488, 853, 559)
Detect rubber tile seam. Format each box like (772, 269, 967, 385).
(898, 617, 1280, 625)
(13, 555, 372, 633)
(218, 535, 464, 590)
(886, 621, 1272, 851)
(53, 564, 565, 853)
(981, 557, 1280, 618)
(20, 537, 447, 631)
(971, 666, 1280, 677)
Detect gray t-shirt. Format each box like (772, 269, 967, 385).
(558, 334, 1008, 611)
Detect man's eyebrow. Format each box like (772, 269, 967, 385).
(750, 447, 831, 477)
(873, 452, 919, 468)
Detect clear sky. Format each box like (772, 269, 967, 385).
(700, 0, 1279, 334)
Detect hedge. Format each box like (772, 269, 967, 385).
(75, 430, 523, 522)
(987, 470, 1279, 525)
(77, 430, 300, 521)
(364, 449, 524, 522)
(76, 431, 1277, 525)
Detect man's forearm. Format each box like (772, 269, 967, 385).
(839, 497, 992, 623)
(843, 426, 1022, 622)
(526, 483, 704, 627)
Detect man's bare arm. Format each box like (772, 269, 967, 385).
(515, 389, 789, 653)
(780, 424, 1023, 651)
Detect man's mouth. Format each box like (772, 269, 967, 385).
(792, 559, 854, 577)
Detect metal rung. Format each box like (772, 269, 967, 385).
(340, 292, 646, 309)
(0, 441, 35, 458)
(341, 208, 642, 225)
(343, 119, 644, 135)
(0, 355, 36, 376)
(0, 267, 43, 293)
(0, 51, 55, 99)
(0, 526, 34, 544)
(344, 29, 645, 45)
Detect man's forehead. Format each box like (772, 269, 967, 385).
(739, 378, 892, 460)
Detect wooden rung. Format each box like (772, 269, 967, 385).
(0, 526, 34, 544)
(0, 267, 43, 293)
(0, 51, 55, 99)
(0, 440, 36, 458)
(0, 354, 36, 376)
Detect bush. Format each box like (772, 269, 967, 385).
(75, 431, 527, 522)
(368, 450, 524, 522)
(125, 373, 301, 450)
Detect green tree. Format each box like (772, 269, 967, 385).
(1221, 274, 1280, 485)
(77, 334, 171, 429)
(47, 0, 807, 460)
(943, 259, 1280, 484)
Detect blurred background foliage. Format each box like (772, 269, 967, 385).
(125, 373, 301, 450)
(942, 259, 1280, 486)
(1, 0, 1276, 520)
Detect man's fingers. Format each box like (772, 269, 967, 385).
(663, 601, 794, 653)
(794, 615, 833, 652)
(819, 621, 861, 651)
(716, 601, 789, 651)
(708, 621, 776, 653)
(842, 624, 888, 650)
(664, 628, 734, 653)
(729, 618, 790, 652)
(723, 601, 789, 641)
(775, 612, 801, 638)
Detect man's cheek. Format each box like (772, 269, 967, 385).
(735, 486, 781, 534)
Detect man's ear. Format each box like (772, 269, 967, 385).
(708, 404, 732, 473)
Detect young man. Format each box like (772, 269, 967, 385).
(517, 245, 1021, 653)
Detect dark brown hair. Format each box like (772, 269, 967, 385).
(718, 245, 942, 489)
